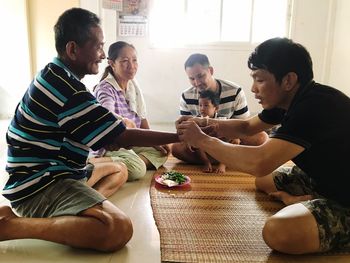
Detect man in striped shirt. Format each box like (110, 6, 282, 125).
(0, 8, 178, 252)
(173, 53, 267, 166)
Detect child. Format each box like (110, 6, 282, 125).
(197, 90, 240, 173)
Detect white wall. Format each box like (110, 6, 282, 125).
(0, 0, 31, 118)
(28, 0, 79, 73)
(0, 0, 79, 119)
(82, 0, 345, 124)
(328, 0, 350, 96)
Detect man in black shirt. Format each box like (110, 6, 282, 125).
(177, 37, 350, 254)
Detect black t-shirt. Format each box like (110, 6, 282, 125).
(258, 81, 350, 206)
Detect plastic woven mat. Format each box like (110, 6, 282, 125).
(150, 157, 350, 263)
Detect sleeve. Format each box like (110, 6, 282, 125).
(271, 103, 317, 149)
(232, 88, 250, 119)
(58, 90, 126, 151)
(258, 108, 285, 125)
(94, 82, 118, 114)
(180, 92, 192, 115)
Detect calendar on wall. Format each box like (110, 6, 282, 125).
(117, 0, 148, 37)
(102, 0, 123, 11)
(118, 15, 147, 37)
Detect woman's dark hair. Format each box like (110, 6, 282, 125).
(248, 37, 313, 86)
(99, 41, 136, 82)
(199, 90, 220, 107)
(184, 53, 210, 69)
(54, 8, 100, 55)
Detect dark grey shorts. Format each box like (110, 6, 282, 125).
(13, 178, 106, 218)
(273, 166, 350, 252)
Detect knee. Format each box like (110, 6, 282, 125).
(170, 143, 181, 158)
(127, 158, 147, 181)
(254, 174, 276, 194)
(171, 142, 187, 161)
(98, 214, 133, 252)
(118, 162, 128, 183)
(111, 162, 128, 184)
(255, 177, 267, 192)
(262, 216, 292, 253)
(254, 177, 262, 191)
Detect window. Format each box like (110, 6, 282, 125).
(149, 0, 291, 47)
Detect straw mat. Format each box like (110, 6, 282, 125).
(150, 156, 350, 262)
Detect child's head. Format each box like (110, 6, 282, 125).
(198, 90, 220, 118)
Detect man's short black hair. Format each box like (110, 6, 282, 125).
(54, 8, 101, 55)
(248, 37, 313, 86)
(184, 53, 210, 69)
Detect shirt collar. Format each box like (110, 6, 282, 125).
(52, 57, 80, 81)
(105, 73, 135, 93)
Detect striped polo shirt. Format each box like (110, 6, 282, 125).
(180, 79, 250, 119)
(94, 74, 146, 128)
(4, 57, 126, 205)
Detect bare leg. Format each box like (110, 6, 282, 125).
(88, 156, 113, 164)
(0, 201, 132, 251)
(87, 162, 128, 198)
(255, 174, 312, 205)
(263, 203, 320, 254)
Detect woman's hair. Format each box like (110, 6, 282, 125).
(199, 90, 220, 107)
(54, 8, 100, 55)
(248, 37, 313, 86)
(99, 41, 136, 82)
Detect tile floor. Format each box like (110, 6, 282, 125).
(0, 119, 176, 263)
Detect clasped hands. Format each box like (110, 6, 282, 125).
(176, 116, 218, 149)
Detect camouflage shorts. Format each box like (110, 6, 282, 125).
(273, 165, 350, 252)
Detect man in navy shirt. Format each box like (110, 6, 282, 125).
(177, 37, 350, 254)
(0, 8, 178, 251)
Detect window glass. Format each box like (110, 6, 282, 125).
(185, 0, 221, 43)
(222, 0, 252, 42)
(149, 0, 290, 47)
(252, 0, 289, 43)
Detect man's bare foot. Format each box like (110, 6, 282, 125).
(0, 206, 18, 241)
(269, 191, 312, 205)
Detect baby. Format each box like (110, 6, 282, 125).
(197, 90, 240, 173)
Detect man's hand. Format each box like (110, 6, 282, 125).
(201, 124, 219, 137)
(177, 121, 208, 148)
(175, 116, 207, 129)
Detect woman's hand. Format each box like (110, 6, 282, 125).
(122, 117, 137, 128)
(153, 144, 171, 156)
